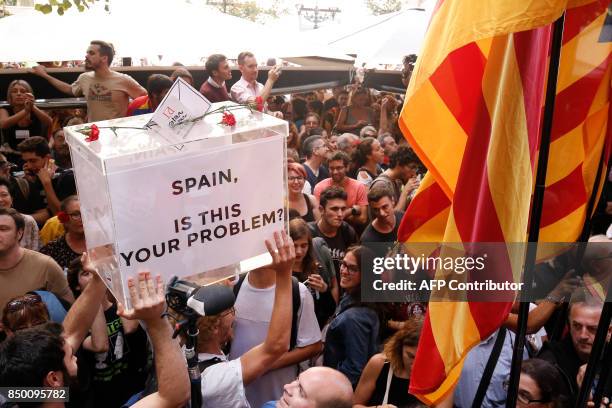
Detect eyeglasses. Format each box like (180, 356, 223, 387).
(220, 307, 236, 318)
(6, 294, 42, 311)
(288, 176, 305, 182)
(503, 379, 551, 405)
(340, 261, 360, 274)
(67, 212, 81, 221)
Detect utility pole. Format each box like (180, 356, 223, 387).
(296, 3, 340, 29)
(206, 0, 232, 13)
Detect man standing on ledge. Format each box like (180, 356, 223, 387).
(30, 40, 146, 122)
(230, 51, 281, 109)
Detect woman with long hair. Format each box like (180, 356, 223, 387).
(354, 319, 422, 407)
(289, 218, 338, 328)
(334, 87, 375, 134)
(352, 137, 385, 186)
(323, 245, 380, 388)
(287, 163, 320, 223)
(0, 80, 52, 166)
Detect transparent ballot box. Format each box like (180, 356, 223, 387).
(65, 102, 289, 307)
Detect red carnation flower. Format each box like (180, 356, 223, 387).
(78, 124, 100, 142)
(221, 112, 236, 127)
(57, 211, 70, 223)
(86, 124, 100, 142)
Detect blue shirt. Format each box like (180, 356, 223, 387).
(323, 294, 380, 387)
(453, 328, 528, 407)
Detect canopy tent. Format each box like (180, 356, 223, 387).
(0, 0, 353, 64)
(327, 8, 430, 67)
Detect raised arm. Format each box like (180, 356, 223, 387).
(29, 65, 74, 96)
(25, 93, 53, 129)
(122, 272, 190, 408)
(82, 305, 110, 353)
(240, 230, 295, 385)
(258, 66, 281, 105)
(62, 253, 107, 352)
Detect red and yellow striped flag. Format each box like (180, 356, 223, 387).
(396, 0, 611, 404)
(540, 0, 611, 243)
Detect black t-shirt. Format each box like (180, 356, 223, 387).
(83, 304, 150, 408)
(360, 211, 404, 245)
(308, 221, 358, 279)
(1, 106, 45, 150)
(10, 169, 76, 215)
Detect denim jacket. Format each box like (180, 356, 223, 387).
(323, 294, 380, 387)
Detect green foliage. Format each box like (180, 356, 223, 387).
(206, 0, 288, 23)
(34, 0, 107, 15)
(365, 0, 402, 15)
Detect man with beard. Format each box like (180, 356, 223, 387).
(0, 208, 72, 316)
(0, 271, 190, 408)
(12, 137, 75, 225)
(313, 152, 368, 227)
(31, 40, 146, 122)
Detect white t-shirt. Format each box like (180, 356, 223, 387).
(199, 352, 249, 408)
(229, 274, 322, 408)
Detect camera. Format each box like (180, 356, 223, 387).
(166, 276, 236, 319)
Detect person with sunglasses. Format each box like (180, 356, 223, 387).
(40, 196, 85, 270)
(323, 245, 380, 388)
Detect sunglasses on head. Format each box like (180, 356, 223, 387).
(6, 293, 43, 311)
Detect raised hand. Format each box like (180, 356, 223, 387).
(118, 272, 166, 322)
(265, 230, 295, 277)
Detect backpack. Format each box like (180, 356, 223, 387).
(233, 274, 301, 350)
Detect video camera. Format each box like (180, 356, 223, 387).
(166, 276, 235, 319)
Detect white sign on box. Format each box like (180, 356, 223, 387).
(106, 135, 285, 283)
(146, 77, 212, 145)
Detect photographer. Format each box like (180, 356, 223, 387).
(196, 231, 295, 407)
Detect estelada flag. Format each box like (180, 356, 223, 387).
(396, 0, 611, 404)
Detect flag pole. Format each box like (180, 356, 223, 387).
(549, 143, 609, 342)
(505, 13, 566, 408)
(592, 319, 612, 407)
(575, 280, 612, 407)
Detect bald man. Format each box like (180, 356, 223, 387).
(262, 367, 353, 408)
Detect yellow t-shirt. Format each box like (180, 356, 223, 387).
(40, 216, 65, 246)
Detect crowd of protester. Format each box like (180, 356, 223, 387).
(0, 39, 611, 408)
